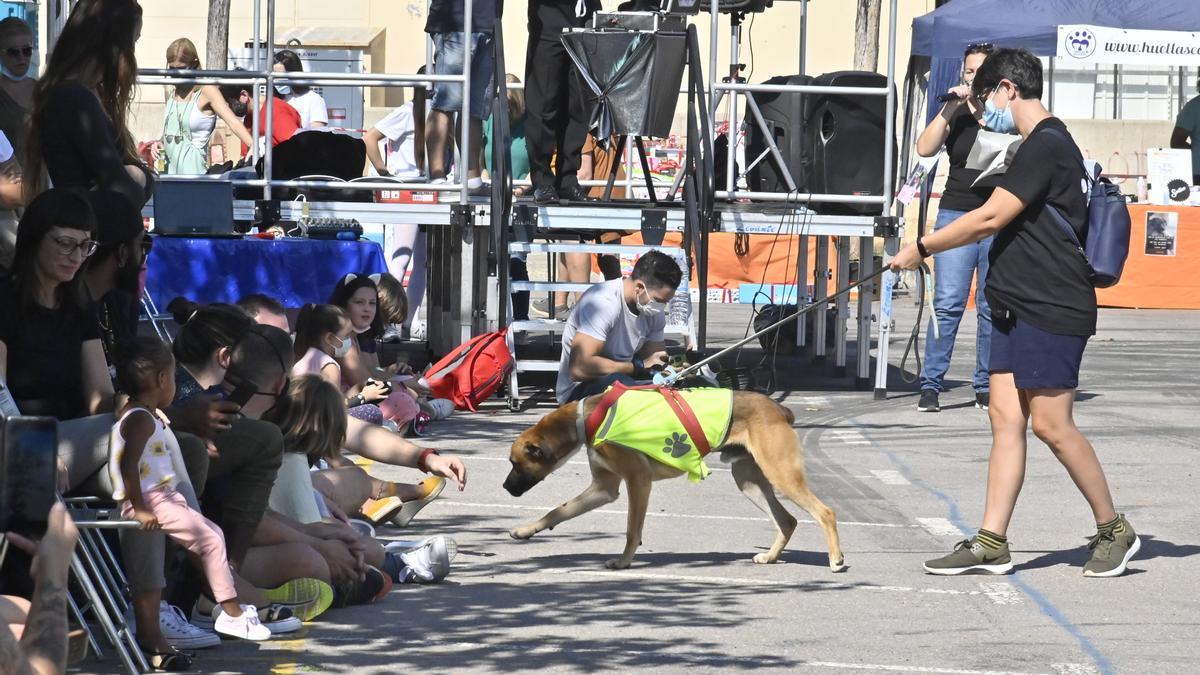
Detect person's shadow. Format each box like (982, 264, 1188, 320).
(1017, 534, 1195, 573)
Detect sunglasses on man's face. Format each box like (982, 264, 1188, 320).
(4, 46, 32, 59)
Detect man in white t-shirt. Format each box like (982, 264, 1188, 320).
(556, 251, 682, 404)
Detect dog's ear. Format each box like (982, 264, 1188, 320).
(524, 442, 545, 461)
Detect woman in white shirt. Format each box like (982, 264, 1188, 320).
(273, 50, 329, 129)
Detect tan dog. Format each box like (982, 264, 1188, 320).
(503, 390, 845, 572)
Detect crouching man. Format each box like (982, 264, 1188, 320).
(556, 250, 681, 403)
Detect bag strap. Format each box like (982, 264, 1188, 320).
(1034, 125, 1090, 255)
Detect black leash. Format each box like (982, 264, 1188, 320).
(664, 265, 892, 384)
(898, 263, 935, 384)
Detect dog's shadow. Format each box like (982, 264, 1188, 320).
(518, 548, 840, 572)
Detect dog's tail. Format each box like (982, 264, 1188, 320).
(775, 401, 796, 425)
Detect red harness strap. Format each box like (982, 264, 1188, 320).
(583, 383, 713, 457)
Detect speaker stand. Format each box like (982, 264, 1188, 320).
(601, 135, 660, 204)
(711, 10, 799, 196)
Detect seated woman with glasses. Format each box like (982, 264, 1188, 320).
(0, 189, 122, 495)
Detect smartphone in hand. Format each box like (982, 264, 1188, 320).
(223, 373, 259, 408)
(0, 417, 59, 538)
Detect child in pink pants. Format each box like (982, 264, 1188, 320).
(110, 337, 271, 654)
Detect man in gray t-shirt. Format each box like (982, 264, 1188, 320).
(555, 251, 682, 404)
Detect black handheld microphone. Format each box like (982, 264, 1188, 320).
(935, 92, 964, 103)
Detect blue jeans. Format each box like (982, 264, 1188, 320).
(920, 208, 993, 393)
(431, 32, 496, 119)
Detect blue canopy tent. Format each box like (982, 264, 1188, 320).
(900, 0, 1200, 236)
(910, 0, 1200, 124)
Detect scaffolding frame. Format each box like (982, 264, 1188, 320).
(88, 0, 905, 393)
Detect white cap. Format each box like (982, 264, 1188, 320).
(0, 132, 12, 164)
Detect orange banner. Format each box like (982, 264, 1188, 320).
(1097, 205, 1200, 310)
(617, 232, 841, 294)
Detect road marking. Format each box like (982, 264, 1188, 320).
(870, 469, 911, 485)
(917, 517, 965, 536)
(540, 568, 1016, 601)
(802, 662, 1055, 675)
(980, 582, 1024, 606)
(1050, 665, 1101, 675)
(434, 500, 915, 528)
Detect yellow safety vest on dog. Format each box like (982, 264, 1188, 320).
(586, 386, 733, 483)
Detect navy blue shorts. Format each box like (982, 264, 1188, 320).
(988, 314, 1088, 390)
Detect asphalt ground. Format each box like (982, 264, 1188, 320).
(75, 300, 1199, 675)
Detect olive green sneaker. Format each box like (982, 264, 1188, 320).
(1083, 515, 1140, 578)
(924, 538, 1014, 575)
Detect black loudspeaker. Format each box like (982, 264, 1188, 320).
(745, 71, 896, 215)
(805, 70, 897, 215)
(745, 74, 812, 195)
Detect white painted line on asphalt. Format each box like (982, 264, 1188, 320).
(1050, 664, 1101, 675)
(541, 568, 1011, 601)
(917, 517, 965, 537)
(870, 469, 911, 485)
(980, 582, 1024, 606)
(434, 500, 916, 528)
(802, 662, 1053, 675)
(837, 440, 872, 445)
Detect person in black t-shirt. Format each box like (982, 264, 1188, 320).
(24, 0, 154, 207)
(914, 42, 1007, 414)
(80, 190, 149, 377)
(892, 48, 1139, 579)
(0, 189, 120, 494)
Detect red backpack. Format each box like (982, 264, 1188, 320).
(424, 329, 514, 411)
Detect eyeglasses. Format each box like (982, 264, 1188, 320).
(965, 42, 994, 54)
(50, 235, 98, 258)
(3, 46, 32, 59)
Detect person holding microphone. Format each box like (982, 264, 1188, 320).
(914, 42, 1000, 414)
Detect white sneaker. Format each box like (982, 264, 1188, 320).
(213, 604, 272, 641)
(390, 535, 454, 583)
(125, 602, 221, 650)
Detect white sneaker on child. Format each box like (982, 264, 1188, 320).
(213, 604, 272, 641)
(388, 536, 454, 583)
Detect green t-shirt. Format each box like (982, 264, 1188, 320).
(483, 114, 530, 180)
(1176, 95, 1200, 177)
(590, 388, 733, 483)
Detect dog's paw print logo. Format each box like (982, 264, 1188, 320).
(1064, 29, 1096, 59)
(663, 432, 692, 458)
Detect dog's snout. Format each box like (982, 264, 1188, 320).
(503, 470, 535, 497)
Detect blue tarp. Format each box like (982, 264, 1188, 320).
(912, 0, 1200, 59)
(911, 0, 1200, 123)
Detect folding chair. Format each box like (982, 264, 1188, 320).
(65, 498, 151, 675)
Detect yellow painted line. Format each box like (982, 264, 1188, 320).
(268, 637, 307, 674)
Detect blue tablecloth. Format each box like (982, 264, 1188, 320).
(146, 236, 388, 307)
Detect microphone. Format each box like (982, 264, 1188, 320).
(935, 92, 964, 103)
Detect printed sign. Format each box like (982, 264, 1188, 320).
(1057, 25, 1200, 67)
(1145, 211, 1178, 256)
(1146, 148, 1193, 205)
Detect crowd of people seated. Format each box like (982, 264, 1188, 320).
(0, 1, 472, 671)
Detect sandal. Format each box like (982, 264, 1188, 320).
(143, 647, 194, 672)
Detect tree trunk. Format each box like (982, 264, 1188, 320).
(854, 0, 881, 72)
(207, 0, 232, 70)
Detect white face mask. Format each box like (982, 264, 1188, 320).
(0, 66, 31, 81)
(635, 286, 668, 317)
(332, 335, 353, 358)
